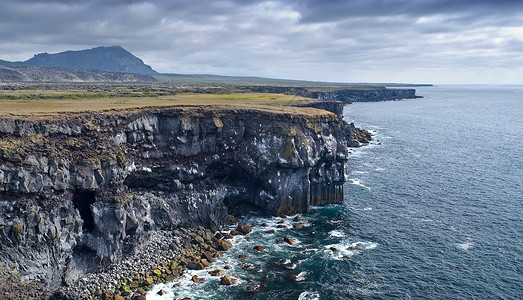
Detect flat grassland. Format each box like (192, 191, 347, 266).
(0, 87, 330, 118)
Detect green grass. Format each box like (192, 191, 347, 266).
(0, 91, 331, 119)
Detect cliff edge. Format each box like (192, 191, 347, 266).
(0, 102, 351, 288)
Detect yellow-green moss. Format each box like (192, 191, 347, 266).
(11, 224, 24, 234)
(213, 117, 223, 128)
(281, 138, 294, 160)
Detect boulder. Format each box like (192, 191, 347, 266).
(187, 261, 205, 270)
(283, 236, 294, 245)
(236, 222, 252, 235)
(217, 239, 233, 251)
(293, 223, 305, 229)
(220, 275, 237, 285)
(209, 269, 225, 276)
(253, 245, 266, 252)
(193, 235, 205, 244)
(202, 251, 214, 262)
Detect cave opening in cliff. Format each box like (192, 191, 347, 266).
(221, 167, 265, 216)
(72, 190, 96, 233)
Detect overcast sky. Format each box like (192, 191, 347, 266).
(1, 0, 522, 84)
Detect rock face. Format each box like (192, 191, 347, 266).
(310, 88, 417, 103)
(0, 104, 350, 286)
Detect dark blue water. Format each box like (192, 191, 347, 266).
(150, 85, 523, 299)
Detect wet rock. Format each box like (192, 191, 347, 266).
(277, 220, 285, 224)
(276, 225, 287, 229)
(261, 223, 270, 227)
(293, 223, 305, 229)
(187, 261, 205, 270)
(283, 236, 294, 245)
(202, 251, 214, 262)
(191, 275, 204, 283)
(253, 245, 266, 252)
(201, 258, 211, 267)
(247, 284, 261, 292)
(217, 239, 233, 251)
(132, 295, 146, 300)
(220, 275, 237, 285)
(236, 222, 252, 235)
(239, 254, 248, 259)
(264, 229, 276, 234)
(347, 244, 363, 250)
(114, 295, 124, 300)
(157, 289, 165, 295)
(330, 247, 338, 252)
(293, 215, 302, 222)
(224, 265, 232, 269)
(209, 269, 225, 276)
(230, 230, 242, 236)
(239, 263, 254, 270)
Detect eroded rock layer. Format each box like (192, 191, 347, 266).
(0, 104, 350, 286)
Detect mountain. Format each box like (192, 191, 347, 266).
(23, 46, 157, 75)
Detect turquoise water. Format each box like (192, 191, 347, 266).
(149, 85, 523, 299)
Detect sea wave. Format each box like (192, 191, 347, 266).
(298, 291, 320, 300)
(349, 178, 371, 190)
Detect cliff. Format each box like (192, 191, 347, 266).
(0, 103, 350, 287)
(310, 87, 418, 103)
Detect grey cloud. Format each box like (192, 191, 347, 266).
(0, 0, 521, 83)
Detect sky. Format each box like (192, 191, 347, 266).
(1, 0, 522, 84)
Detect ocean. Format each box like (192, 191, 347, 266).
(148, 85, 523, 299)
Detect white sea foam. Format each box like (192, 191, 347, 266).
(375, 167, 386, 171)
(457, 241, 475, 251)
(352, 171, 367, 174)
(295, 271, 308, 282)
(349, 178, 371, 190)
(351, 241, 377, 250)
(350, 206, 372, 211)
(298, 291, 320, 300)
(329, 229, 346, 238)
(325, 240, 378, 260)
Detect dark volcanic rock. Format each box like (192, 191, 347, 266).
(0, 104, 353, 293)
(220, 275, 237, 285)
(310, 87, 417, 103)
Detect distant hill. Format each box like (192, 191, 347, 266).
(23, 46, 157, 75)
(0, 59, 24, 67)
(155, 73, 432, 88)
(0, 46, 432, 87)
(0, 65, 156, 82)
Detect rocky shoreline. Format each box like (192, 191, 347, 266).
(54, 219, 280, 300)
(54, 225, 233, 300)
